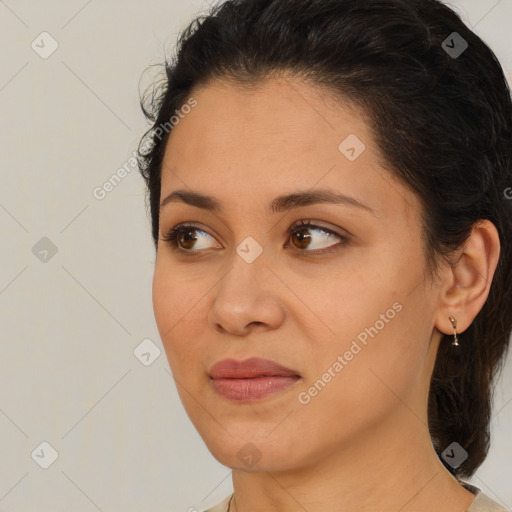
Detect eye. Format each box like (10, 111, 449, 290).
(160, 220, 349, 255)
(160, 223, 219, 253)
(286, 219, 349, 254)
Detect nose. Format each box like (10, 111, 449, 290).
(208, 253, 286, 336)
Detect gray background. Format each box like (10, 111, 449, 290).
(0, 1, 511, 511)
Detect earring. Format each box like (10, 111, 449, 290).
(449, 315, 459, 346)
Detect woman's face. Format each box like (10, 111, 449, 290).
(152, 77, 444, 471)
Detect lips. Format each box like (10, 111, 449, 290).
(208, 357, 301, 401)
(208, 357, 300, 379)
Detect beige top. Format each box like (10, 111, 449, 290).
(201, 481, 509, 512)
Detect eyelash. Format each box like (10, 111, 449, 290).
(160, 219, 350, 256)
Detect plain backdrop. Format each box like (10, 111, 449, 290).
(0, 1, 511, 511)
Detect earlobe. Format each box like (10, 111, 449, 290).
(435, 220, 501, 337)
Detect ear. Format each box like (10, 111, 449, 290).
(434, 220, 500, 336)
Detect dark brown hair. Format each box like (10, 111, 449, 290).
(137, 0, 512, 478)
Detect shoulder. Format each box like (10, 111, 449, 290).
(460, 481, 510, 512)
(198, 493, 233, 512)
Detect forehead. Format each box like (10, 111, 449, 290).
(168, 76, 370, 148)
(160, 76, 419, 222)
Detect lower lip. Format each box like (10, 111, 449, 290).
(210, 376, 300, 401)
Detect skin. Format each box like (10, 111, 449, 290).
(152, 76, 500, 512)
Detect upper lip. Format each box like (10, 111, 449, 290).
(208, 357, 300, 379)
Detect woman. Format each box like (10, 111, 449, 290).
(137, 0, 512, 510)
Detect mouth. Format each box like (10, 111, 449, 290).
(208, 357, 301, 401)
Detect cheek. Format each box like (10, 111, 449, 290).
(152, 263, 203, 371)
(296, 272, 427, 418)
(295, 314, 424, 442)
(152, 258, 204, 329)
(152, 264, 176, 341)
(303, 269, 399, 347)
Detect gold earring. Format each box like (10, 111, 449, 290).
(449, 316, 459, 346)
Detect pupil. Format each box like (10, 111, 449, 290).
(182, 230, 196, 247)
(295, 229, 310, 248)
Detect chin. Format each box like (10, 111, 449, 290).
(195, 424, 303, 473)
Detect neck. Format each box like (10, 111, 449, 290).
(227, 408, 475, 512)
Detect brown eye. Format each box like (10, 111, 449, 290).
(287, 220, 349, 254)
(290, 226, 313, 250)
(161, 224, 217, 251)
(177, 229, 197, 250)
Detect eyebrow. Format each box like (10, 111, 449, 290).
(159, 188, 376, 216)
